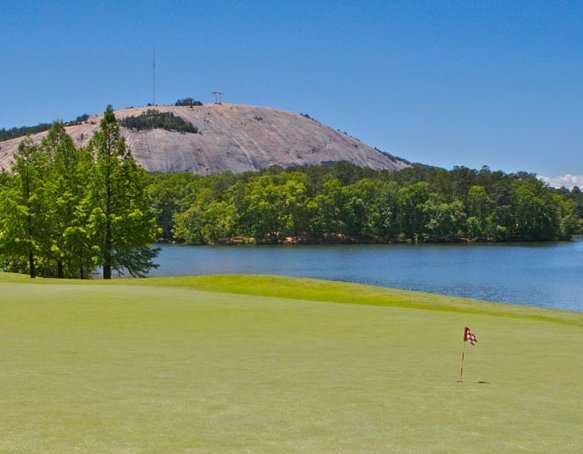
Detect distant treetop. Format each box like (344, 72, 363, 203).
(0, 114, 91, 143)
(175, 98, 204, 107)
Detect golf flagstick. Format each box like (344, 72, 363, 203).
(458, 341, 466, 382)
(458, 326, 478, 383)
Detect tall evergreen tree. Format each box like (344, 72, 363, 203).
(89, 106, 159, 278)
(42, 123, 95, 278)
(0, 139, 48, 277)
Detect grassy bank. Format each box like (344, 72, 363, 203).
(1, 273, 582, 452)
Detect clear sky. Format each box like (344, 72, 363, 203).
(2, 1, 582, 184)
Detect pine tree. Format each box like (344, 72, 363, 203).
(89, 106, 159, 278)
(0, 139, 48, 277)
(42, 123, 96, 278)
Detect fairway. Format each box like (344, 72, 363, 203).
(1, 274, 582, 453)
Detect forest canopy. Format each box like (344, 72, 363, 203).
(147, 162, 582, 245)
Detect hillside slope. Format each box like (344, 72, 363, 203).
(0, 104, 409, 175)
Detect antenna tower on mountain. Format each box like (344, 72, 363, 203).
(152, 47, 157, 105)
(212, 91, 223, 104)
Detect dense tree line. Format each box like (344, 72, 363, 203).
(120, 110, 199, 134)
(0, 114, 90, 142)
(147, 162, 580, 245)
(0, 107, 159, 278)
(562, 186, 583, 222)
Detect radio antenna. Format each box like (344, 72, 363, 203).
(152, 47, 157, 105)
(212, 91, 223, 104)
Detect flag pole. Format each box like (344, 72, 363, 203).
(458, 328, 467, 383)
(458, 327, 477, 383)
(458, 347, 465, 383)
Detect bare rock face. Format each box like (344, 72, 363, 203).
(0, 104, 409, 174)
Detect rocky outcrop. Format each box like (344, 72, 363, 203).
(0, 104, 409, 175)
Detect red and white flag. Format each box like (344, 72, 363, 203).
(464, 327, 478, 345)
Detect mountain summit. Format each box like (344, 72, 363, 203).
(0, 104, 409, 174)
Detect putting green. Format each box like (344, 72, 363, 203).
(0, 273, 582, 453)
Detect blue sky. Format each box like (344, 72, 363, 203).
(2, 1, 582, 183)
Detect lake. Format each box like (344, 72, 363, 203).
(152, 237, 583, 312)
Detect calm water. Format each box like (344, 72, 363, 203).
(152, 237, 583, 312)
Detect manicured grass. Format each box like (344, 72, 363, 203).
(1, 273, 582, 452)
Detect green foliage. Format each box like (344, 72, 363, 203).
(146, 172, 202, 239)
(89, 106, 160, 278)
(0, 107, 159, 278)
(74, 113, 90, 123)
(175, 97, 203, 107)
(41, 122, 96, 278)
(422, 198, 465, 241)
(120, 109, 198, 134)
(175, 193, 236, 244)
(150, 163, 579, 245)
(0, 114, 90, 142)
(564, 186, 583, 233)
(0, 139, 49, 277)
